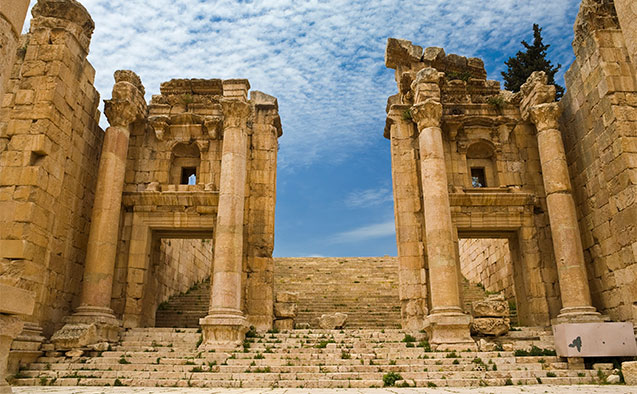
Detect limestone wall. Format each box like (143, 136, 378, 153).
(459, 238, 515, 301)
(0, 1, 103, 337)
(561, 0, 637, 323)
(0, 1, 30, 99)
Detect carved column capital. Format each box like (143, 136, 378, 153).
(411, 99, 443, 130)
(221, 100, 251, 129)
(104, 100, 143, 128)
(529, 102, 562, 131)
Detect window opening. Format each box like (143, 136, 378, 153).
(181, 167, 197, 185)
(471, 167, 486, 188)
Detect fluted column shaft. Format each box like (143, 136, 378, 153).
(530, 103, 598, 320)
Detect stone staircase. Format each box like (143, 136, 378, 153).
(154, 257, 503, 329)
(13, 328, 599, 389)
(275, 257, 401, 328)
(155, 257, 404, 329)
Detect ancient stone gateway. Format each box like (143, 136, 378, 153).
(383, 33, 635, 351)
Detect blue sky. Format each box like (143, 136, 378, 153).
(26, 0, 582, 257)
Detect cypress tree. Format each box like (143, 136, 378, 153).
(501, 24, 564, 99)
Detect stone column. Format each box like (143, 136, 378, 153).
(200, 100, 251, 348)
(52, 71, 146, 349)
(411, 68, 475, 350)
(0, 0, 29, 99)
(386, 105, 428, 332)
(530, 103, 601, 323)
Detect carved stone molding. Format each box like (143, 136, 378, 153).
(31, 0, 95, 39)
(104, 100, 142, 128)
(530, 102, 562, 131)
(149, 116, 169, 140)
(411, 99, 443, 130)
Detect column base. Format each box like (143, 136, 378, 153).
(51, 306, 121, 350)
(552, 306, 604, 324)
(199, 312, 248, 352)
(425, 312, 477, 351)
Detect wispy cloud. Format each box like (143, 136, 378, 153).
(330, 219, 395, 244)
(23, 0, 580, 169)
(345, 187, 393, 208)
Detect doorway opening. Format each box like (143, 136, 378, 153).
(145, 232, 213, 328)
(458, 236, 519, 325)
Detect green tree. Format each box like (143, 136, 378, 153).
(501, 24, 564, 99)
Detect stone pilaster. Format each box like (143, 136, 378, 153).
(200, 100, 251, 349)
(411, 68, 475, 350)
(0, 0, 29, 100)
(245, 92, 282, 331)
(529, 103, 601, 323)
(52, 71, 146, 349)
(386, 105, 428, 332)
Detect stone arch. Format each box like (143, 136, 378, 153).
(170, 142, 201, 185)
(466, 140, 498, 188)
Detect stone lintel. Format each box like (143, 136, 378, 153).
(553, 322, 637, 357)
(160, 79, 224, 96)
(0, 284, 34, 316)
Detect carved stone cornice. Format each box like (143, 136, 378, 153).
(529, 102, 562, 131)
(32, 0, 95, 39)
(411, 99, 443, 130)
(221, 100, 251, 129)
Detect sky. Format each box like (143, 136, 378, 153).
(25, 0, 582, 257)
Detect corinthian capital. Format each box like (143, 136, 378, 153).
(104, 100, 143, 127)
(203, 116, 224, 139)
(221, 100, 251, 129)
(411, 99, 443, 130)
(529, 102, 562, 131)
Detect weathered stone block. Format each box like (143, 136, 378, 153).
(470, 318, 510, 336)
(623, 361, 637, 385)
(472, 294, 510, 318)
(274, 302, 297, 319)
(319, 313, 347, 330)
(275, 291, 298, 303)
(274, 319, 294, 331)
(51, 323, 98, 350)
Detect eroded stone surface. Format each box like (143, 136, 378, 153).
(319, 312, 348, 329)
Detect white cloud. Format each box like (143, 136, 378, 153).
(345, 187, 393, 208)
(331, 219, 395, 243)
(23, 0, 580, 169)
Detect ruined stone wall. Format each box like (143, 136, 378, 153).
(0, 1, 102, 336)
(0, 1, 30, 99)
(154, 239, 213, 308)
(458, 238, 515, 300)
(561, 0, 637, 323)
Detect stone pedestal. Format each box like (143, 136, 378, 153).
(426, 313, 476, 351)
(199, 314, 248, 351)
